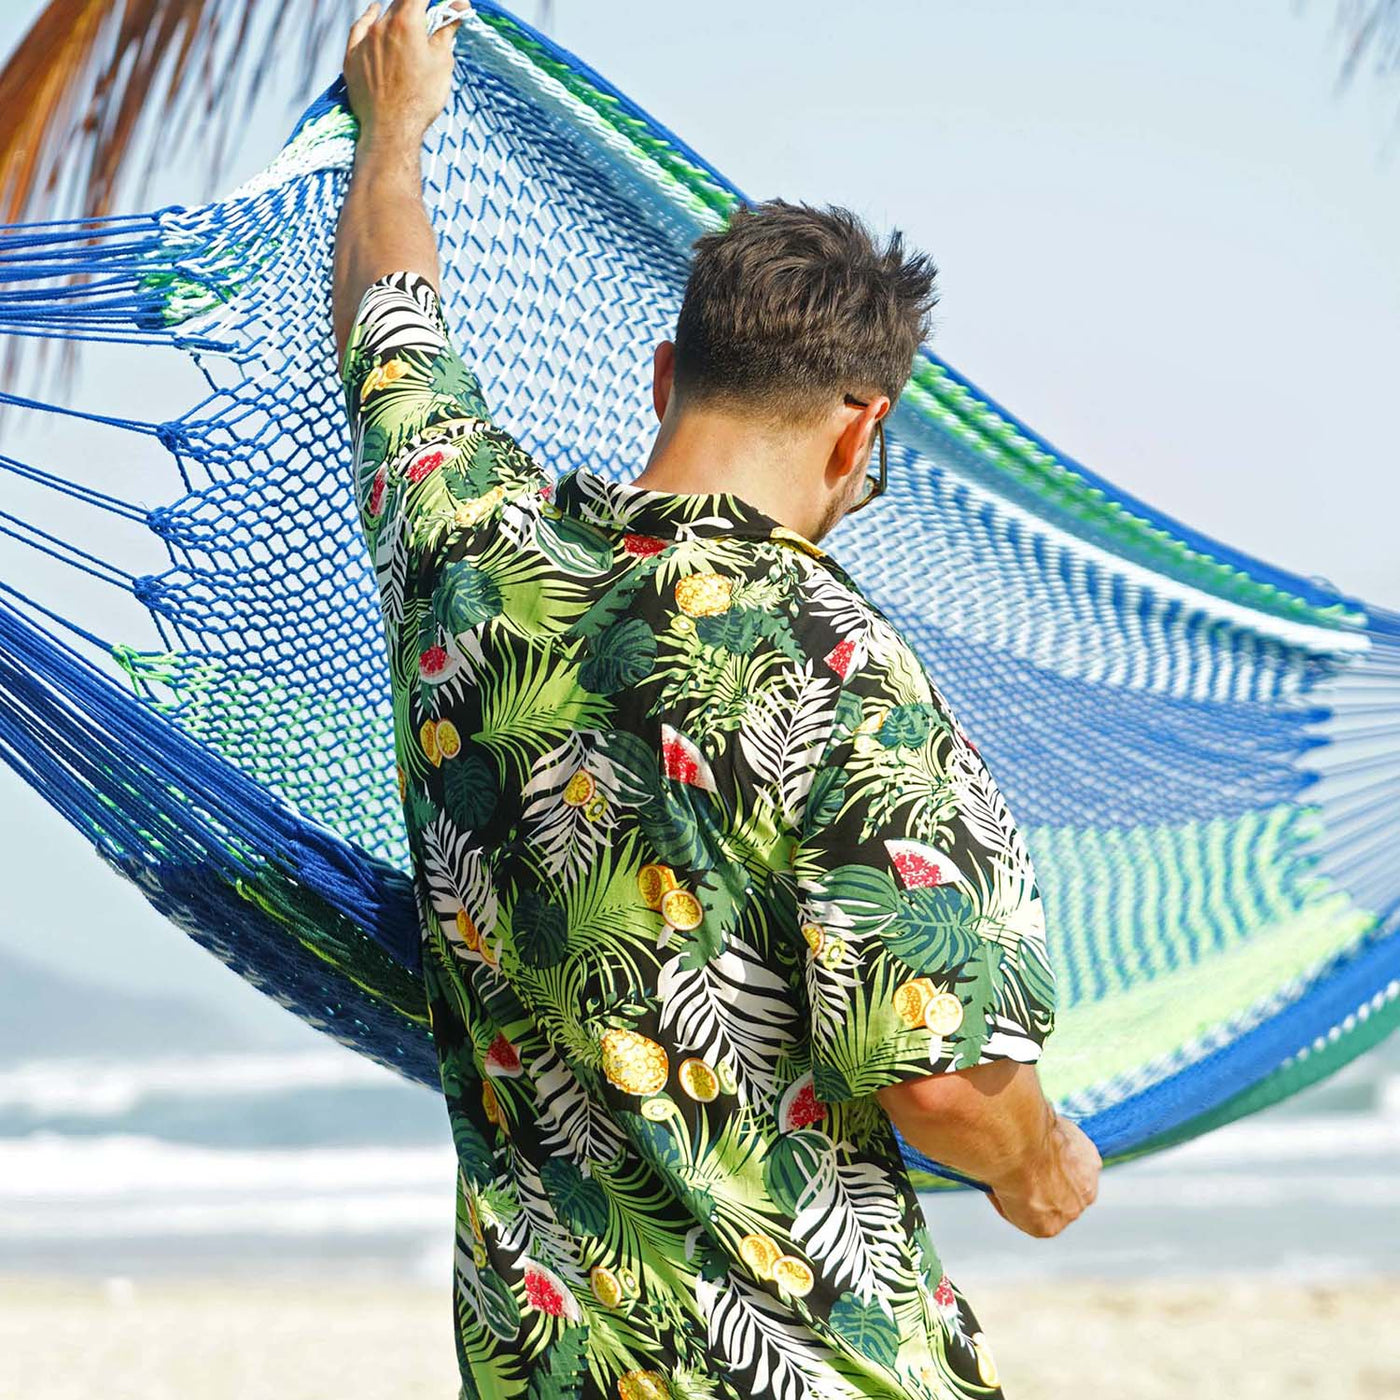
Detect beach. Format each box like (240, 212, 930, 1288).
(3, 1274, 1398, 1400)
(2, 1045, 1398, 1398)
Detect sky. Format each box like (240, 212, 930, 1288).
(1, 0, 1398, 1034)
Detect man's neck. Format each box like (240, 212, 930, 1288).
(631, 407, 830, 542)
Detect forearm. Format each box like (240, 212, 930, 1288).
(332, 133, 441, 364)
(880, 1059, 1056, 1193)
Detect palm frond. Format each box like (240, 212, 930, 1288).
(1333, 0, 1400, 89)
(0, 0, 354, 402)
(0, 0, 354, 226)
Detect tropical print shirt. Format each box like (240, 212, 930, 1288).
(340, 270, 1058, 1400)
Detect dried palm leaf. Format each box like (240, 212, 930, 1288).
(0, 0, 354, 227)
(0, 0, 354, 400)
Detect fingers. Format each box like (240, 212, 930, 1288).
(391, 0, 430, 26)
(430, 0, 471, 38)
(429, 15, 465, 51)
(347, 1, 382, 51)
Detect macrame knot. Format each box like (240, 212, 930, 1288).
(155, 421, 190, 455)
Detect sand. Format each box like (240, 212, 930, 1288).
(2, 1275, 1398, 1400)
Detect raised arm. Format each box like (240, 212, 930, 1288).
(332, 0, 465, 365)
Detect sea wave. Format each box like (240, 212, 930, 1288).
(0, 1131, 456, 1197)
(0, 1051, 409, 1117)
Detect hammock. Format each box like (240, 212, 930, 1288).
(1, 0, 1397, 1191)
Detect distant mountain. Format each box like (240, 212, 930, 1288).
(0, 949, 281, 1062)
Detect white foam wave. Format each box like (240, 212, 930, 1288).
(2, 1192, 454, 1240)
(0, 1132, 456, 1198)
(0, 1051, 412, 1117)
(0, 1133, 459, 1242)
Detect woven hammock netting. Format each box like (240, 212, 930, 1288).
(1, 0, 1397, 1189)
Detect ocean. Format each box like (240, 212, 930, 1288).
(2, 1041, 1397, 1285)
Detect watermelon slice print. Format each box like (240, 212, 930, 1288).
(483, 1032, 523, 1078)
(823, 637, 857, 679)
(520, 1256, 582, 1321)
(367, 463, 388, 518)
(660, 724, 716, 791)
(777, 1071, 828, 1131)
(885, 840, 966, 889)
(405, 443, 450, 483)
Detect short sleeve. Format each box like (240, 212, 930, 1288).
(792, 632, 1057, 1104)
(338, 270, 547, 540)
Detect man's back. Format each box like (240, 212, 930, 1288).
(342, 271, 1057, 1400)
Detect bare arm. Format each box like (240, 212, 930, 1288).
(331, 0, 465, 365)
(879, 1060, 1101, 1238)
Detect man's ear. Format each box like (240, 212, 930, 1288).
(827, 396, 886, 492)
(652, 340, 676, 422)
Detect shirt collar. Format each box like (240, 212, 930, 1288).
(551, 465, 878, 616)
(553, 465, 835, 560)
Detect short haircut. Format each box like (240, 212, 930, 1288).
(671, 198, 939, 427)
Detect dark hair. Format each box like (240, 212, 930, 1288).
(671, 198, 939, 426)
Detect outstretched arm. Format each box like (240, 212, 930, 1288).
(332, 0, 465, 366)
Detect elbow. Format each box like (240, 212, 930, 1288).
(876, 1057, 1030, 1139)
(877, 1069, 981, 1138)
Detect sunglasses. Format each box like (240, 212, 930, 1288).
(842, 393, 887, 513)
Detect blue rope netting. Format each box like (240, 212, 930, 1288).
(0, 0, 1397, 1186)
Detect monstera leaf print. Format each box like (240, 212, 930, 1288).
(579, 617, 658, 694)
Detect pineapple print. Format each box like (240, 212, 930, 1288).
(600, 1028, 669, 1095)
(674, 572, 733, 617)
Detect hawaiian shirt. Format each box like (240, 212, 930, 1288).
(340, 269, 1058, 1400)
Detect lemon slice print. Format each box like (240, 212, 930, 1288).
(772, 1254, 816, 1296)
(678, 1057, 720, 1102)
(660, 888, 703, 930)
(563, 769, 596, 807)
(637, 863, 678, 911)
(894, 976, 936, 1027)
(420, 719, 441, 766)
(590, 1265, 623, 1308)
(455, 908, 481, 950)
(923, 992, 965, 1036)
(738, 1232, 781, 1280)
(435, 719, 462, 760)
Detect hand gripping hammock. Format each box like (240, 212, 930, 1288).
(0, 0, 1396, 1188)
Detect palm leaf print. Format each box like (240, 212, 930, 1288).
(738, 667, 841, 826)
(474, 636, 610, 783)
(657, 934, 797, 1098)
(532, 1046, 629, 1167)
(789, 1144, 907, 1306)
(695, 1273, 848, 1400)
(421, 813, 500, 962)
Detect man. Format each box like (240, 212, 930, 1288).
(333, 4, 1101, 1398)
